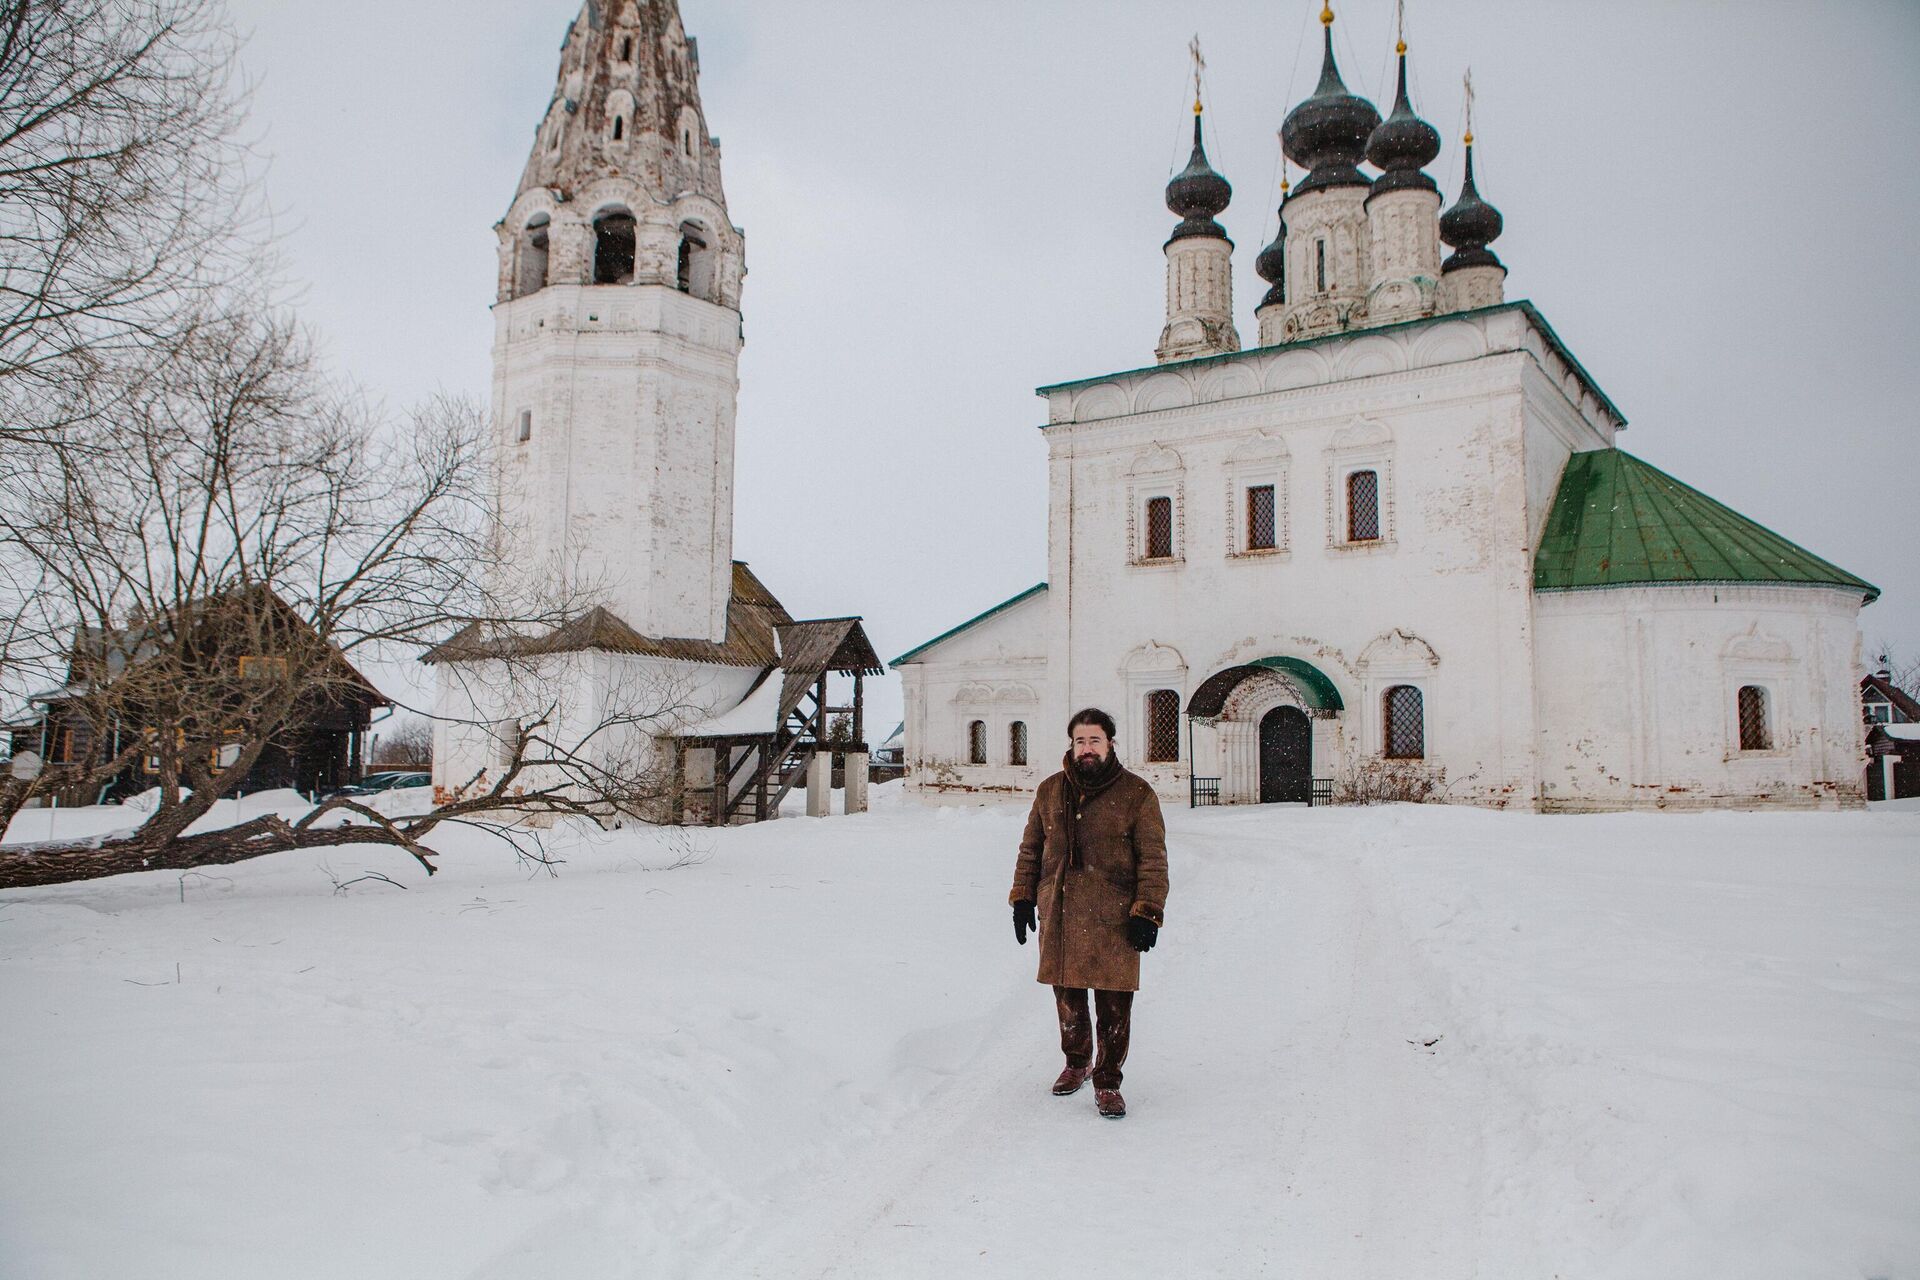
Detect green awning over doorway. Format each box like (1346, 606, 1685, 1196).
(1186, 657, 1345, 719)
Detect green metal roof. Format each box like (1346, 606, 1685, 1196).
(891, 583, 1048, 666)
(1533, 449, 1877, 602)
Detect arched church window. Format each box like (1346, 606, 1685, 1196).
(1384, 686, 1424, 759)
(968, 720, 987, 765)
(1009, 721, 1028, 767)
(1347, 470, 1379, 542)
(516, 215, 550, 297)
(612, 115, 624, 141)
(1316, 240, 1327, 293)
(1145, 689, 1181, 763)
(1738, 685, 1772, 751)
(593, 210, 637, 285)
(516, 409, 532, 443)
(1145, 496, 1174, 559)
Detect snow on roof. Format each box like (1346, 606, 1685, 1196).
(677, 669, 784, 739)
(1882, 723, 1920, 742)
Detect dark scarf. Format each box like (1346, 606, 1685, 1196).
(1060, 748, 1124, 868)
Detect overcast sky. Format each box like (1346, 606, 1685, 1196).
(221, 0, 1920, 734)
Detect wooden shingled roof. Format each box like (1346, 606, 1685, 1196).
(773, 618, 885, 722)
(422, 563, 794, 666)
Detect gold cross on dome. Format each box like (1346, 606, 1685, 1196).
(1189, 34, 1206, 113)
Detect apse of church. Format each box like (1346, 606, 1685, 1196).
(896, 5, 1876, 813)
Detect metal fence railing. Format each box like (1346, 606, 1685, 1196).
(1190, 776, 1336, 808)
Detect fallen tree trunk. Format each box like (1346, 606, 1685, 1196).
(0, 815, 435, 890)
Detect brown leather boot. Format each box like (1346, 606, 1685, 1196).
(1094, 1087, 1126, 1119)
(1051, 1065, 1090, 1096)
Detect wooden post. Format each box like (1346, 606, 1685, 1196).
(670, 738, 687, 825)
(852, 672, 865, 750)
(815, 675, 828, 739)
(754, 739, 770, 821)
(711, 740, 728, 826)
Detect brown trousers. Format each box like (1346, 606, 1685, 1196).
(1053, 986, 1134, 1090)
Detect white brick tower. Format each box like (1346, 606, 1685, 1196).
(491, 0, 745, 643)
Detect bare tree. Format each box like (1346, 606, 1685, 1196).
(0, 0, 251, 423)
(370, 717, 432, 769)
(0, 290, 703, 888)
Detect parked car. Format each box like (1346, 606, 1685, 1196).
(325, 770, 429, 800)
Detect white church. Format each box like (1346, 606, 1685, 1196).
(427, 0, 881, 824)
(895, 10, 1879, 812)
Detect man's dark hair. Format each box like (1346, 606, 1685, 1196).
(1067, 707, 1116, 740)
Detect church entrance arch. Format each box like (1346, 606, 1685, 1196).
(1259, 706, 1312, 803)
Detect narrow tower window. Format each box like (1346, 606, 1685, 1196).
(1384, 686, 1425, 759)
(968, 720, 987, 765)
(1738, 686, 1772, 750)
(1009, 721, 1028, 767)
(1247, 484, 1277, 551)
(516, 410, 532, 443)
(593, 210, 637, 285)
(1145, 689, 1181, 763)
(612, 115, 624, 141)
(1316, 240, 1327, 292)
(1347, 470, 1380, 542)
(1145, 496, 1174, 559)
(619, 35, 633, 61)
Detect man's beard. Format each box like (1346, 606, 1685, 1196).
(1071, 752, 1107, 779)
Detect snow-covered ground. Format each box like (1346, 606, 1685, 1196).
(2, 789, 1916, 1279)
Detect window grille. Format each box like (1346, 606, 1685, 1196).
(1384, 685, 1424, 759)
(1145, 496, 1174, 559)
(1247, 484, 1277, 551)
(1737, 686, 1771, 751)
(1009, 720, 1028, 767)
(1347, 470, 1380, 542)
(1145, 689, 1181, 762)
(494, 720, 519, 770)
(968, 720, 987, 765)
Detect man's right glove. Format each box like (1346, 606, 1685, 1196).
(1013, 899, 1037, 946)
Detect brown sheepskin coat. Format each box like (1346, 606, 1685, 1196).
(1010, 766, 1169, 992)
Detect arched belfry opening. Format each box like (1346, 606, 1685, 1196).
(677, 220, 715, 300)
(593, 208, 637, 285)
(516, 214, 550, 297)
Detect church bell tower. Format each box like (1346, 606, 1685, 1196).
(491, 0, 745, 643)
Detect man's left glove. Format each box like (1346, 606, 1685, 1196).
(1127, 915, 1158, 953)
(1013, 899, 1037, 946)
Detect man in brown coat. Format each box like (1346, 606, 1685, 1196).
(1010, 707, 1169, 1119)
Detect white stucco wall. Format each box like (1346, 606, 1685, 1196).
(897, 589, 1049, 795)
(431, 653, 763, 809)
(1533, 585, 1868, 811)
(491, 276, 740, 644)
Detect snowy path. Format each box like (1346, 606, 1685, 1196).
(3, 794, 1917, 1277)
(722, 818, 1496, 1279)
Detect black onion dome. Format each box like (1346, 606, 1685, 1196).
(1365, 51, 1440, 199)
(1254, 182, 1289, 308)
(1280, 25, 1381, 196)
(1166, 114, 1233, 242)
(1439, 142, 1504, 272)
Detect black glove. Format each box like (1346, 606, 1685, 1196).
(1013, 899, 1037, 946)
(1127, 915, 1158, 953)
